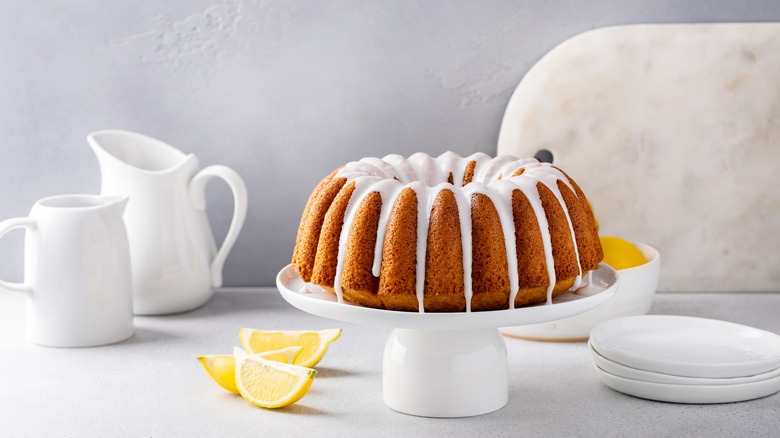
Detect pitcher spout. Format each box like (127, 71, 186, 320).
(108, 195, 130, 214)
(87, 130, 192, 174)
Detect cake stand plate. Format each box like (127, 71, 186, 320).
(276, 263, 619, 417)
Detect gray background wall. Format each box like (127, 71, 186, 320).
(1, 0, 779, 287)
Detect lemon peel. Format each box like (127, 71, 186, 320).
(599, 236, 647, 270)
(239, 328, 341, 368)
(197, 346, 303, 394)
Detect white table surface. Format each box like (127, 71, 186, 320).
(1, 289, 779, 437)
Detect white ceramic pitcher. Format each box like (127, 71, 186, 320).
(0, 195, 134, 347)
(88, 130, 248, 315)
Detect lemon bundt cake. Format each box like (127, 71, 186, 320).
(292, 152, 603, 312)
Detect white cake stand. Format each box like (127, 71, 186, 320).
(276, 263, 619, 418)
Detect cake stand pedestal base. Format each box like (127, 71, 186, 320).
(383, 328, 508, 418)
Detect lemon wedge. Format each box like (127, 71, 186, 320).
(234, 349, 316, 409)
(197, 355, 239, 394)
(239, 328, 341, 368)
(599, 236, 647, 270)
(197, 346, 303, 394)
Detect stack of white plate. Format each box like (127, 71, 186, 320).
(589, 315, 780, 404)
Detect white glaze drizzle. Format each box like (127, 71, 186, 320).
(451, 185, 473, 312)
(461, 181, 516, 308)
(383, 154, 418, 182)
(371, 180, 404, 277)
(332, 175, 384, 303)
(332, 152, 587, 312)
(519, 163, 584, 297)
(437, 151, 465, 186)
(415, 182, 438, 312)
(407, 153, 442, 187)
(513, 175, 557, 305)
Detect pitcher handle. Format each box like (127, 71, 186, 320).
(0, 217, 36, 298)
(189, 165, 248, 288)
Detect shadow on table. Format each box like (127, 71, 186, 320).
(144, 290, 288, 321)
(121, 327, 183, 345)
(274, 404, 329, 415)
(315, 366, 368, 379)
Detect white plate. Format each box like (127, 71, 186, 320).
(590, 315, 780, 378)
(593, 364, 780, 404)
(276, 263, 618, 330)
(589, 342, 780, 386)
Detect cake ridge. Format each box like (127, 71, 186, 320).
(461, 179, 522, 307)
(517, 165, 584, 293)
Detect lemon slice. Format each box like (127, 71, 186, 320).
(234, 350, 316, 409)
(239, 328, 341, 368)
(599, 236, 648, 270)
(197, 346, 303, 394)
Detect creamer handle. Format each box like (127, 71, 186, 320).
(0, 217, 36, 298)
(189, 165, 248, 288)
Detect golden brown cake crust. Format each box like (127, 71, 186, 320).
(462, 161, 477, 186)
(311, 181, 356, 290)
(423, 189, 466, 312)
(512, 188, 549, 292)
(470, 193, 510, 311)
(557, 180, 602, 272)
(292, 170, 346, 282)
(538, 183, 580, 284)
(341, 192, 383, 308)
(378, 188, 419, 311)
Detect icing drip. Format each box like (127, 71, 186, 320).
(520, 164, 584, 298)
(357, 157, 397, 178)
(371, 181, 404, 277)
(383, 154, 416, 182)
(462, 181, 518, 309)
(407, 153, 443, 187)
(512, 176, 557, 305)
(437, 151, 467, 186)
(333, 175, 384, 303)
(451, 187, 473, 312)
(332, 152, 588, 312)
(414, 182, 440, 312)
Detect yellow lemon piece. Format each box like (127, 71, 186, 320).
(234, 351, 316, 409)
(248, 346, 303, 364)
(239, 328, 341, 368)
(600, 236, 647, 270)
(197, 346, 303, 394)
(197, 355, 239, 394)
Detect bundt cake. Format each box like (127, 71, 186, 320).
(292, 152, 603, 312)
